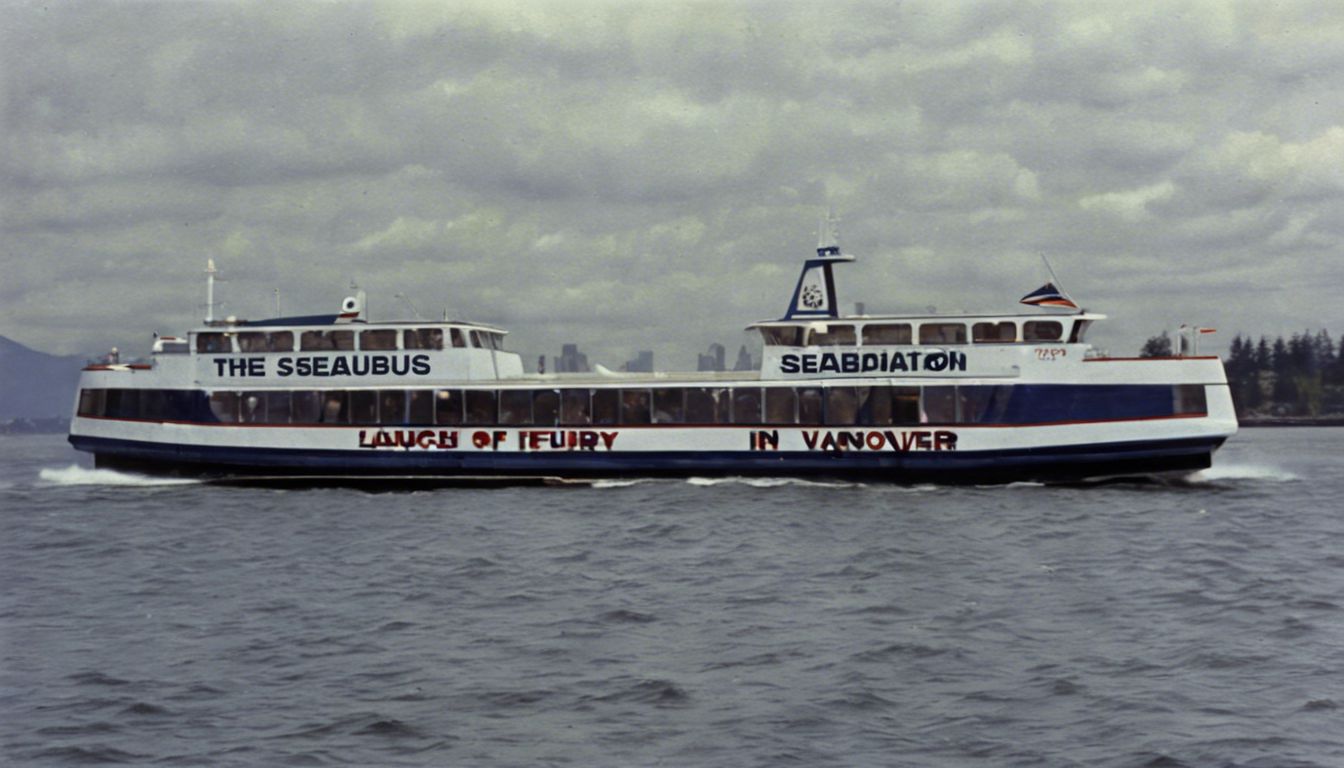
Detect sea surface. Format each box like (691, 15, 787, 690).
(2, 429, 1342, 767)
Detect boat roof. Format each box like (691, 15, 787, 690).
(747, 311, 1107, 329)
(198, 316, 509, 334)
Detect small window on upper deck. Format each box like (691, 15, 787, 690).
(450, 328, 466, 348)
(196, 333, 231, 353)
(404, 328, 445, 350)
(300, 330, 354, 351)
(1023, 320, 1064, 342)
(267, 332, 293, 352)
(238, 332, 269, 353)
(972, 322, 1017, 343)
(807, 325, 856, 346)
(760, 327, 804, 346)
(919, 323, 967, 345)
(862, 324, 912, 345)
(360, 329, 398, 351)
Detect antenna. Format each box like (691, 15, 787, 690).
(273, 287, 281, 317)
(1040, 253, 1067, 295)
(395, 292, 423, 319)
(205, 258, 218, 323)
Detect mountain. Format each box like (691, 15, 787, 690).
(0, 335, 87, 420)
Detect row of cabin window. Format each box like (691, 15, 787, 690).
(79, 384, 1207, 426)
(195, 327, 504, 354)
(759, 320, 1067, 347)
(206, 386, 919, 426)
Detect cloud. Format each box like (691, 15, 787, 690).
(3, 1, 1344, 362)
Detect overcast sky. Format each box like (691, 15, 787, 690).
(4, 1, 1343, 368)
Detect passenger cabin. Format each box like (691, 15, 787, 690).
(750, 313, 1102, 348)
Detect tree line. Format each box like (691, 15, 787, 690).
(1140, 330, 1344, 417)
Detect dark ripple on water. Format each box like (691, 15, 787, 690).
(5, 432, 1344, 766)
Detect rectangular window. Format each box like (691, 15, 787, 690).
(408, 390, 433, 424)
(798, 387, 824, 424)
(862, 324, 912, 345)
(379, 390, 407, 424)
(1023, 321, 1064, 341)
(620, 390, 651, 424)
(760, 327, 803, 346)
(209, 391, 239, 423)
(685, 388, 727, 424)
(464, 390, 496, 425)
(808, 325, 856, 346)
(732, 388, 762, 424)
(919, 323, 967, 345)
(499, 390, 532, 424)
(972, 322, 1017, 343)
(196, 333, 230, 354)
(958, 385, 1012, 424)
(765, 388, 796, 424)
(652, 388, 685, 423)
(350, 391, 378, 424)
(1173, 384, 1207, 415)
(360, 330, 398, 351)
(559, 390, 590, 425)
(267, 332, 294, 352)
(532, 390, 559, 426)
(238, 332, 270, 353)
(292, 392, 322, 423)
(404, 328, 445, 350)
(825, 387, 866, 425)
(469, 331, 482, 348)
(240, 392, 267, 423)
(922, 386, 957, 423)
(77, 389, 106, 417)
(300, 330, 355, 351)
(434, 390, 464, 425)
(140, 390, 166, 420)
(266, 391, 292, 424)
(863, 386, 920, 425)
(450, 328, 466, 348)
(591, 390, 619, 425)
(319, 392, 349, 424)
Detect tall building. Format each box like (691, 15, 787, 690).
(554, 343, 590, 373)
(697, 342, 726, 371)
(622, 350, 654, 373)
(733, 344, 754, 371)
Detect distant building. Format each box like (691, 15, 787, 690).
(697, 342, 726, 372)
(623, 350, 654, 373)
(554, 343, 590, 373)
(733, 344, 754, 371)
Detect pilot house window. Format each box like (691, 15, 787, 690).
(1023, 321, 1064, 341)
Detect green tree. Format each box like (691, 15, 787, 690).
(1140, 332, 1172, 358)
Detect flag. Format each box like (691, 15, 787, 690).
(1019, 282, 1078, 309)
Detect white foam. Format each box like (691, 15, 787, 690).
(1189, 464, 1298, 483)
(684, 476, 861, 489)
(38, 465, 201, 487)
(589, 478, 655, 489)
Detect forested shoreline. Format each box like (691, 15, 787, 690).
(1143, 330, 1344, 422)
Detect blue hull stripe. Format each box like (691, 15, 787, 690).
(71, 434, 1223, 482)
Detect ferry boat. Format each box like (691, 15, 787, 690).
(67, 227, 1238, 484)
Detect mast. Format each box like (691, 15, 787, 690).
(205, 258, 218, 323)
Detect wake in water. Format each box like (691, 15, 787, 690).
(1188, 463, 1299, 484)
(38, 465, 201, 487)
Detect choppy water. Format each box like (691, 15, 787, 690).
(2, 429, 1342, 767)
